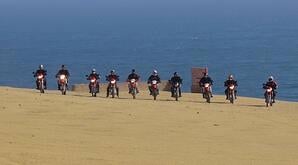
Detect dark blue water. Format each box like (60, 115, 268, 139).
(0, 1, 297, 101)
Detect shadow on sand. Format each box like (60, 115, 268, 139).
(238, 104, 265, 108)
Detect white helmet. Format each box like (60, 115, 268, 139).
(39, 65, 44, 69)
(268, 76, 274, 81)
(153, 70, 158, 75)
(228, 74, 233, 80)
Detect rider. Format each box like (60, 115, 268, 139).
(169, 72, 183, 97)
(33, 64, 47, 89)
(224, 74, 238, 100)
(55, 65, 70, 90)
(106, 70, 120, 97)
(263, 76, 278, 103)
(127, 69, 140, 94)
(199, 72, 214, 97)
(87, 69, 100, 93)
(147, 70, 161, 95)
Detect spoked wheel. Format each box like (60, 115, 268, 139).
(206, 93, 211, 103)
(61, 85, 67, 95)
(265, 94, 271, 107)
(229, 92, 234, 104)
(132, 88, 137, 99)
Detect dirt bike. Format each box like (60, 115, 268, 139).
(150, 80, 159, 100)
(58, 74, 68, 95)
(129, 79, 138, 99)
(34, 73, 45, 93)
(227, 84, 236, 104)
(264, 85, 274, 107)
(172, 82, 181, 101)
(90, 77, 99, 97)
(202, 83, 212, 103)
(108, 79, 117, 98)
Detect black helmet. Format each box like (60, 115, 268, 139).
(61, 64, 65, 69)
(132, 69, 135, 73)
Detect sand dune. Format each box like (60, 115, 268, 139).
(0, 87, 298, 165)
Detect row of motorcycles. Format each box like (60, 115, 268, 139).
(33, 72, 68, 95)
(201, 82, 274, 107)
(83, 79, 274, 107)
(87, 76, 161, 100)
(201, 83, 236, 104)
(33, 74, 274, 106)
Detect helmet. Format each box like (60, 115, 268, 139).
(110, 70, 115, 74)
(61, 64, 65, 69)
(153, 70, 158, 75)
(203, 72, 208, 77)
(92, 68, 96, 73)
(132, 69, 135, 73)
(268, 76, 274, 81)
(39, 65, 44, 70)
(228, 74, 233, 80)
(174, 72, 178, 76)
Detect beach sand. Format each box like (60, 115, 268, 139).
(0, 87, 298, 165)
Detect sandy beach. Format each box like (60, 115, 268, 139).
(0, 86, 298, 165)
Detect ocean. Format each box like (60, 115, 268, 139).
(0, 1, 297, 101)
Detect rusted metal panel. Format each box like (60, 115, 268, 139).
(191, 67, 208, 93)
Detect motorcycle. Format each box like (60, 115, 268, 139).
(108, 79, 117, 98)
(264, 85, 274, 107)
(58, 74, 68, 95)
(129, 79, 138, 99)
(227, 84, 236, 104)
(150, 80, 159, 100)
(202, 83, 212, 103)
(86, 75, 99, 97)
(172, 82, 181, 101)
(34, 72, 45, 93)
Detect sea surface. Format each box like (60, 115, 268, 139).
(0, 1, 297, 101)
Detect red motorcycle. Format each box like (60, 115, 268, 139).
(264, 85, 274, 107)
(90, 77, 99, 97)
(129, 79, 138, 99)
(150, 80, 159, 100)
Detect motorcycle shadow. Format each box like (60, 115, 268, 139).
(237, 104, 265, 108)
